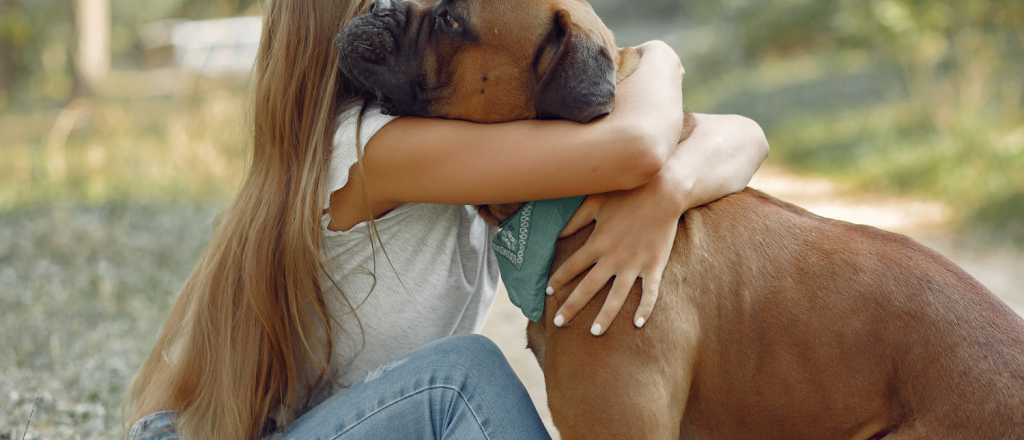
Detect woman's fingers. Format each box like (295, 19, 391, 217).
(638, 40, 683, 74)
(547, 243, 598, 293)
(638, 40, 671, 55)
(553, 262, 612, 328)
(590, 272, 639, 336)
(560, 195, 603, 238)
(635, 273, 663, 329)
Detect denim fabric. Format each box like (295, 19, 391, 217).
(127, 411, 177, 440)
(129, 335, 551, 440)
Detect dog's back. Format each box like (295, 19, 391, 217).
(534, 189, 1024, 439)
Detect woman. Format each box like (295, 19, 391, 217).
(126, 1, 769, 439)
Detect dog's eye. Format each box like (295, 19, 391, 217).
(436, 9, 461, 32)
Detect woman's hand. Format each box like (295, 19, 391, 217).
(609, 41, 686, 161)
(546, 113, 769, 336)
(547, 180, 682, 336)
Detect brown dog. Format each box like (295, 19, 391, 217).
(337, 1, 1024, 438)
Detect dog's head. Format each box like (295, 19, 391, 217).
(336, 0, 638, 123)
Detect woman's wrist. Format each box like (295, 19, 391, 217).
(698, 114, 769, 197)
(645, 113, 769, 213)
(647, 161, 697, 214)
(610, 41, 685, 159)
(594, 113, 673, 187)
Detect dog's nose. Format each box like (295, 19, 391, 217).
(369, 0, 394, 15)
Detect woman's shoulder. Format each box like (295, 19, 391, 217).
(323, 101, 399, 211)
(334, 101, 398, 150)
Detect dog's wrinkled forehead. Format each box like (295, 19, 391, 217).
(445, 0, 617, 66)
(337, 0, 620, 123)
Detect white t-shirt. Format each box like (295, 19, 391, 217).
(318, 102, 500, 392)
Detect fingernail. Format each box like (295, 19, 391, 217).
(635, 317, 646, 328)
(554, 314, 565, 327)
(546, 286, 554, 296)
(591, 323, 604, 336)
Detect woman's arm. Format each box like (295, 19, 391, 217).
(331, 42, 684, 227)
(547, 113, 769, 335)
(648, 113, 769, 209)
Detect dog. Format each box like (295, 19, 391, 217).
(336, 0, 1024, 438)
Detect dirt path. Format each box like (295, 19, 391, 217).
(481, 167, 1023, 437)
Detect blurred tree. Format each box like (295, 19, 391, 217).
(590, 0, 683, 24)
(831, 0, 1023, 124)
(175, 0, 260, 19)
(72, 0, 110, 96)
(679, 0, 1022, 123)
(0, 0, 258, 108)
(0, 0, 72, 107)
(728, 0, 840, 57)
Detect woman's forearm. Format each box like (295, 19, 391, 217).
(362, 111, 674, 207)
(650, 113, 769, 212)
(360, 42, 684, 207)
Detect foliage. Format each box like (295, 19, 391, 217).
(0, 71, 249, 208)
(0, 0, 259, 108)
(0, 0, 73, 106)
(667, 0, 1024, 243)
(173, 0, 260, 19)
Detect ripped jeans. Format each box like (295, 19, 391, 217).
(129, 335, 552, 440)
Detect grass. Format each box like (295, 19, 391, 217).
(1, 70, 241, 438)
(0, 202, 219, 439)
(1, 70, 249, 209)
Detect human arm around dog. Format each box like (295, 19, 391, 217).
(549, 113, 769, 335)
(327, 41, 684, 231)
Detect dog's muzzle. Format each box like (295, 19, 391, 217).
(336, 0, 427, 115)
(337, 0, 405, 66)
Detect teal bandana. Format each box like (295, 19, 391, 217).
(492, 197, 585, 322)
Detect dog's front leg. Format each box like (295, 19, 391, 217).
(540, 292, 699, 440)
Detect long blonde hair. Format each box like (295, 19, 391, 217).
(127, 1, 372, 438)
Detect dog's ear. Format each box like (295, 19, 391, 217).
(534, 10, 616, 123)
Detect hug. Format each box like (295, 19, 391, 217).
(126, 0, 1024, 439)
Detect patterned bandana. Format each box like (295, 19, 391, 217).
(492, 197, 585, 322)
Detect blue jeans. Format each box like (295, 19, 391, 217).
(129, 335, 551, 440)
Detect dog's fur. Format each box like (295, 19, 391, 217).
(338, 1, 1024, 438)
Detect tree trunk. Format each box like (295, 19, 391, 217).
(73, 0, 110, 96)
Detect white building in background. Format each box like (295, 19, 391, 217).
(142, 16, 262, 75)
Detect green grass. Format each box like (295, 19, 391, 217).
(0, 202, 220, 439)
(1, 70, 243, 438)
(1, 70, 250, 209)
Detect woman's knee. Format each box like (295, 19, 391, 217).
(430, 335, 508, 368)
(330, 336, 545, 439)
(419, 335, 521, 384)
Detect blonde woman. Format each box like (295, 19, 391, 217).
(126, 1, 769, 438)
